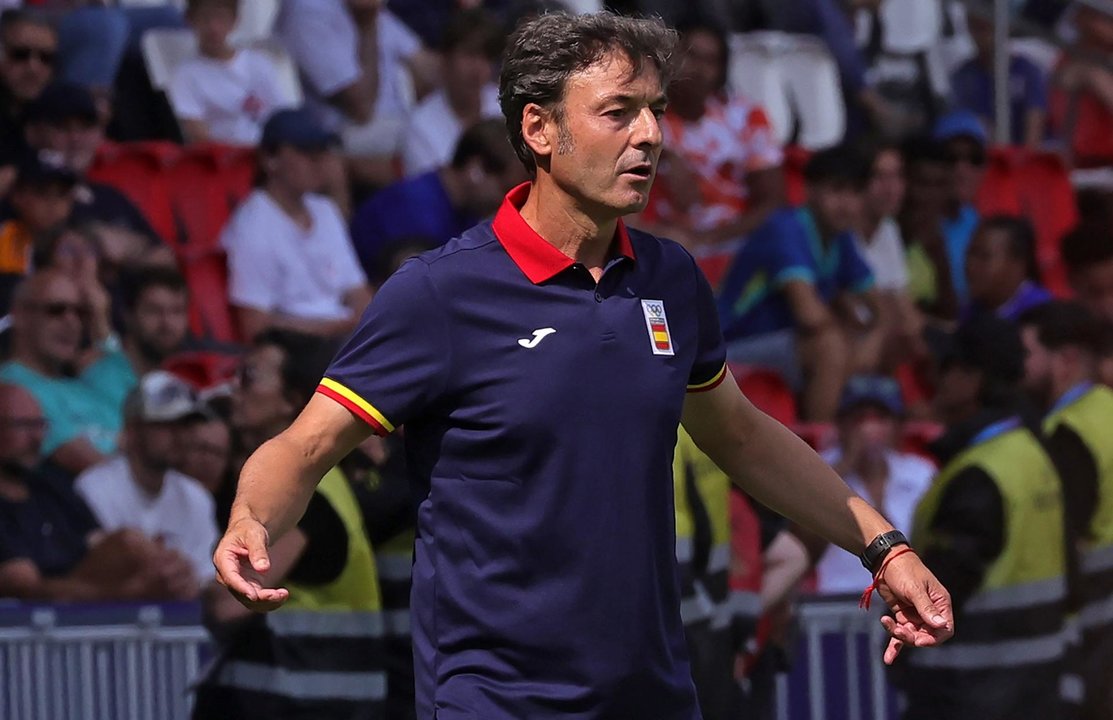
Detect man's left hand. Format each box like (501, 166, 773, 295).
(874, 551, 954, 665)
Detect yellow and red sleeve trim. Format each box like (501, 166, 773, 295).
(315, 378, 394, 436)
(686, 363, 728, 393)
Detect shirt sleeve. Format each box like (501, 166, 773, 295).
(687, 253, 728, 391)
(317, 258, 451, 434)
(769, 219, 816, 288)
(837, 233, 876, 293)
(167, 63, 205, 120)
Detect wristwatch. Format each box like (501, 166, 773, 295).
(860, 530, 910, 572)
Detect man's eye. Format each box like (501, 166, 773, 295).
(605, 109, 627, 118)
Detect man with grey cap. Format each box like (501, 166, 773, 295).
(75, 370, 219, 591)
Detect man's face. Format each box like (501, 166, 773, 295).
(27, 117, 103, 175)
(965, 227, 1022, 307)
(230, 345, 291, 434)
(933, 362, 982, 425)
(132, 421, 182, 473)
(128, 285, 189, 363)
(866, 149, 905, 220)
(670, 29, 723, 106)
(0, 22, 56, 103)
(838, 405, 898, 453)
(444, 45, 492, 105)
(11, 182, 73, 234)
(187, 4, 237, 56)
(540, 53, 666, 216)
(944, 136, 986, 206)
(1071, 258, 1113, 324)
(178, 419, 231, 493)
(15, 274, 84, 371)
(906, 160, 950, 219)
(1020, 325, 1054, 405)
(269, 145, 326, 196)
(0, 389, 47, 470)
(809, 180, 863, 235)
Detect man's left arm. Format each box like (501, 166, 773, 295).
(682, 379, 953, 662)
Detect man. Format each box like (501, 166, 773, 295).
(904, 315, 1066, 720)
(1050, 0, 1113, 167)
(0, 270, 134, 474)
(900, 137, 961, 320)
(636, 17, 783, 251)
(1020, 301, 1113, 720)
(194, 329, 387, 719)
(23, 80, 164, 247)
(816, 376, 935, 595)
(75, 371, 217, 587)
(964, 215, 1052, 321)
(0, 9, 55, 154)
(214, 13, 951, 720)
(221, 108, 373, 340)
(0, 383, 194, 602)
(350, 118, 526, 281)
(401, 8, 504, 177)
(1061, 221, 1113, 324)
(716, 143, 883, 421)
(120, 266, 191, 378)
(933, 111, 986, 303)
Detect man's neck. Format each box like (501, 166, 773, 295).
(123, 338, 159, 378)
(518, 176, 618, 275)
(12, 347, 61, 378)
(127, 452, 166, 497)
(0, 466, 29, 502)
(265, 183, 309, 223)
(201, 45, 236, 62)
(1051, 370, 1093, 412)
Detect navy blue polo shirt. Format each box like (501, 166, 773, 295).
(318, 183, 727, 720)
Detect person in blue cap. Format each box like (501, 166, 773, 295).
(933, 110, 987, 304)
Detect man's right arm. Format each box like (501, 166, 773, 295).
(782, 279, 837, 334)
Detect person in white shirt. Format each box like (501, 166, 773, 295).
(168, 0, 292, 146)
(75, 370, 220, 590)
(222, 108, 373, 341)
(815, 376, 935, 596)
(401, 8, 503, 177)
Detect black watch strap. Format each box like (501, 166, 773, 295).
(860, 530, 910, 572)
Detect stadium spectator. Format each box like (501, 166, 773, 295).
(855, 140, 926, 365)
(1050, 0, 1113, 167)
(637, 17, 783, 251)
(0, 9, 55, 153)
(1062, 221, 1113, 323)
(815, 376, 934, 595)
(118, 266, 191, 379)
(221, 108, 372, 341)
(400, 8, 503, 177)
(179, 415, 232, 499)
(963, 215, 1052, 320)
(168, 0, 292, 146)
(74, 370, 216, 589)
(351, 117, 524, 280)
(1020, 301, 1113, 720)
(902, 315, 1065, 720)
(0, 382, 194, 602)
(22, 80, 169, 264)
(900, 137, 961, 320)
(0, 270, 132, 474)
(194, 329, 387, 719)
(716, 144, 881, 422)
(934, 112, 986, 302)
(950, 10, 1048, 148)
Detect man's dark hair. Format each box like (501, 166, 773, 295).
(1018, 300, 1104, 356)
(901, 135, 948, 170)
(499, 12, 678, 174)
(947, 312, 1025, 409)
(804, 143, 871, 189)
(0, 8, 53, 37)
(253, 329, 339, 409)
(440, 7, 503, 59)
(1060, 221, 1113, 274)
(186, 0, 239, 14)
(120, 265, 188, 312)
(451, 117, 516, 174)
(674, 14, 730, 91)
(978, 214, 1041, 283)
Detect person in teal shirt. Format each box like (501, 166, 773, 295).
(0, 270, 136, 474)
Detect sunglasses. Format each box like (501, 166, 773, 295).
(6, 46, 56, 66)
(945, 149, 986, 167)
(36, 301, 84, 318)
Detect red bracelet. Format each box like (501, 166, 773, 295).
(859, 546, 915, 610)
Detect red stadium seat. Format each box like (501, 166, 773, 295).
(783, 145, 810, 207)
(694, 248, 734, 291)
(899, 420, 944, 461)
(180, 251, 239, 344)
(1015, 152, 1077, 297)
(974, 147, 1022, 216)
(729, 362, 798, 426)
(166, 144, 255, 257)
(88, 141, 181, 244)
(163, 350, 239, 392)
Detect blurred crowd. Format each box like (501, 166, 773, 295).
(1, 0, 1113, 719)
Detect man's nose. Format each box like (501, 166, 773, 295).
(632, 107, 663, 149)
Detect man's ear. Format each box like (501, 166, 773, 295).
(520, 103, 553, 163)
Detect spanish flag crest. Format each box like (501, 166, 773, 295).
(641, 299, 674, 356)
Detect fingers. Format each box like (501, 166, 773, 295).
(246, 524, 271, 573)
(883, 637, 903, 665)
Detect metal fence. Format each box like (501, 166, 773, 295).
(0, 598, 899, 720)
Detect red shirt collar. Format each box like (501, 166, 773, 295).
(491, 182, 636, 284)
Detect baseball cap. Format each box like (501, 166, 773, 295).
(838, 375, 904, 417)
(24, 81, 98, 127)
(260, 108, 338, 152)
(15, 150, 77, 189)
(933, 110, 988, 146)
(942, 314, 1025, 384)
(123, 371, 213, 423)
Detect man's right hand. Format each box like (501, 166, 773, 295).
(213, 518, 290, 612)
